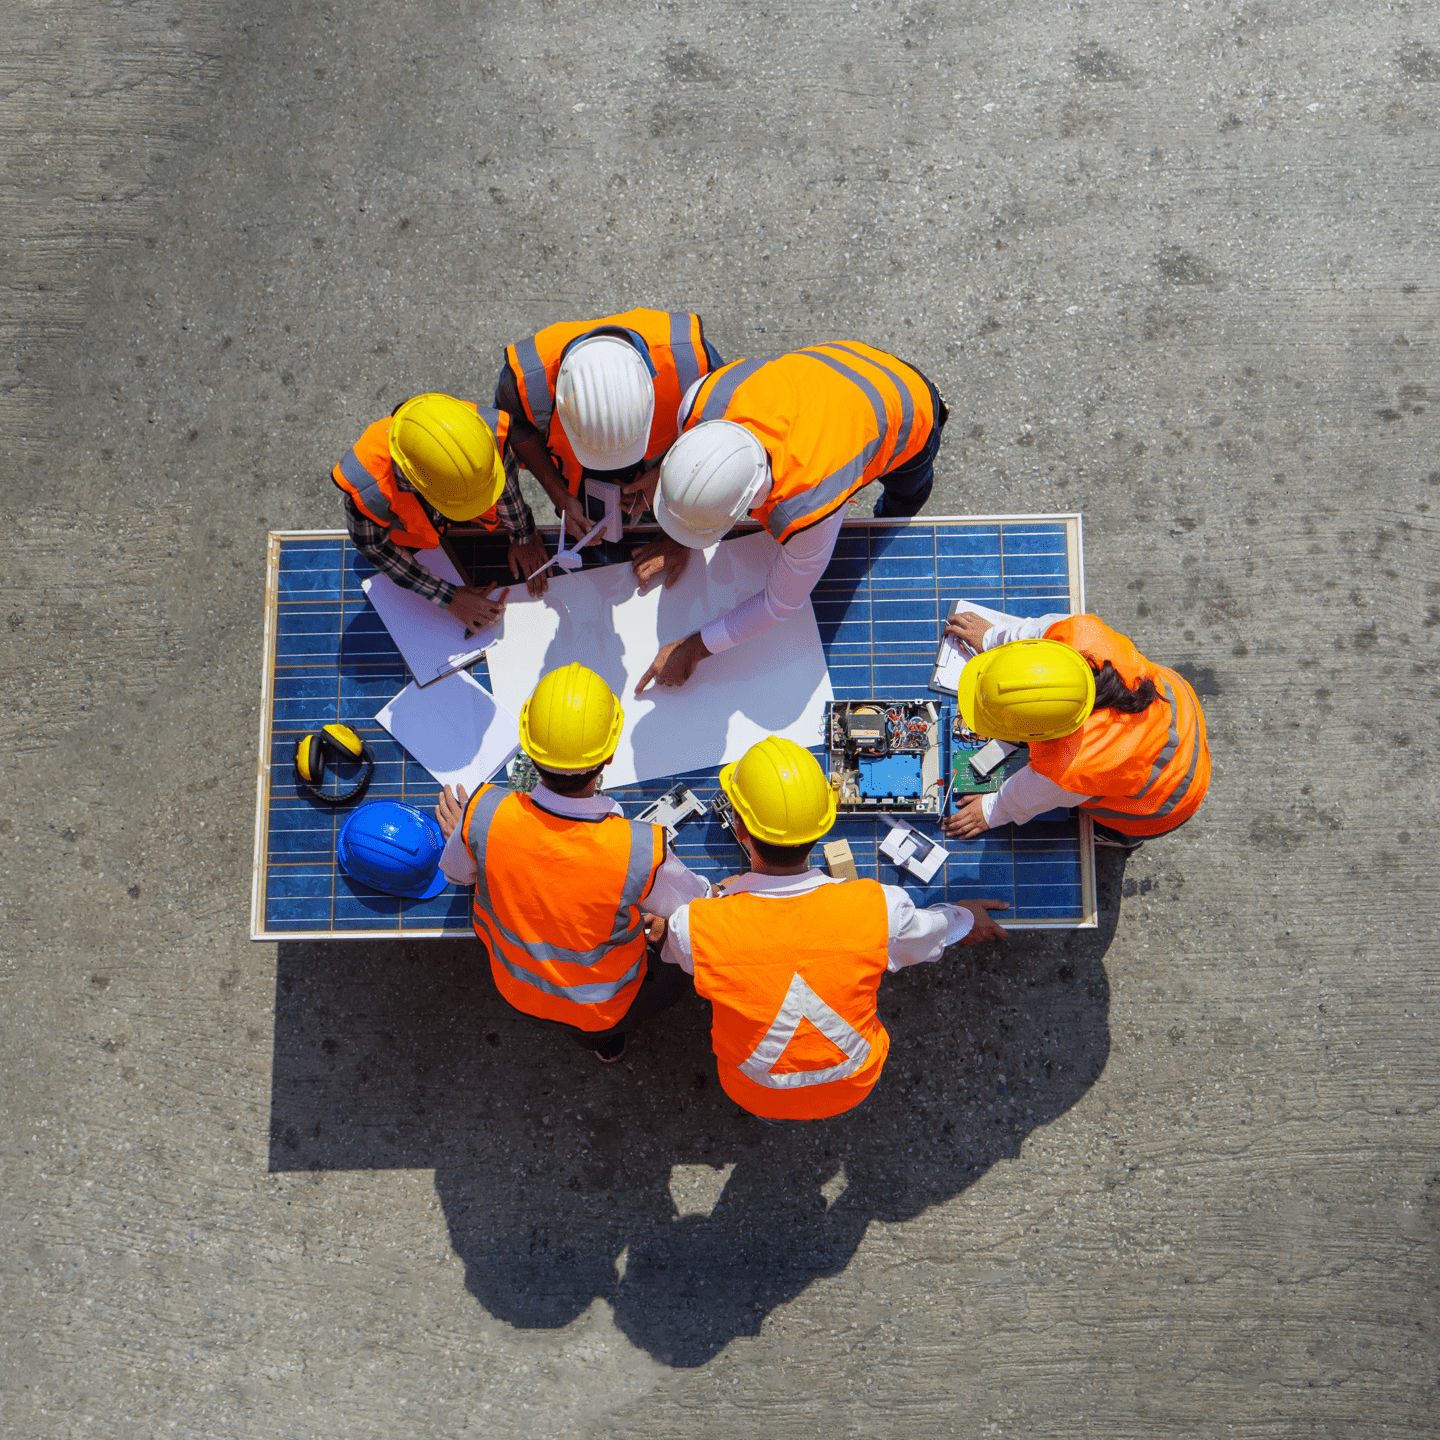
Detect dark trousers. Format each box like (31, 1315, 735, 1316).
(505, 946, 694, 1051)
(873, 369, 949, 519)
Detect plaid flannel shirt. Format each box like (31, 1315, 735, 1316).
(343, 460, 535, 607)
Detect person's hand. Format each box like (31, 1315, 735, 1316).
(508, 536, 551, 597)
(640, 911, 667, 945)
(435, 783, 470, 841)
(631, 536, 691, 593)
(621, 463, 661, 520)
(636, 632, 709, 694)
(713, 873, 746, 895)
(943, 611, 993, 653)
(552, 488, 597, 543)
(447, 582, 508, 632)
(941, 793, 989, 839)
(954, 899, 1010, 944)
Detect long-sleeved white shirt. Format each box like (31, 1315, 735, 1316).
(439, 782, 713, 917)
(659, 867, 978, 974)
(698, 492, 847, 654)
(956, 606, 1094, 827)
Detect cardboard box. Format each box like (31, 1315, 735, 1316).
(823, 839, 859, 883)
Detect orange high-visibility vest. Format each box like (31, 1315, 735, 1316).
(331, 402, 512, 547)
(680, 342, 938, 543)
(462, 785, 665, 1031)
(688, 880, 892, 1120)
(1028, 616, 1211, 837)
(503, 309, 717, 494)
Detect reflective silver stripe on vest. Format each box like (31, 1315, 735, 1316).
(475, 404, 504, 435)
(1128, 679, 1181, 801)
(1086, 681, 1203, 823)
(738, 971, 872, 1089)
(822, 342, 917, 461)
(512, 335, 552, 430)
(465, 786, 657, 968)
(338, 448, 395, 526)
(668, 311, 704, 397)
(765, 439, 881, 540)
(691, 357, 773, 424)
(491, 949, 644, 1005)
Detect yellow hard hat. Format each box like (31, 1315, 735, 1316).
(388, 393, 506, 521)
(518, 664, 624, 772)
(957, 639, 1096, 743)
(719, 737, 837, 847)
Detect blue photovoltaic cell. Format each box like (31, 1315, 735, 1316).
(256, 520, 1088, 935)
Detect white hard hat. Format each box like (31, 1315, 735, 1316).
(555, 336, 656, 471)
(654, 421, 771, 549)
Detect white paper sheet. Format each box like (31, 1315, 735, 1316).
(482, 529, 834, 788)
(375, 670, 521, 795)
(880, 818, 949, 883)
(362, 547, 497, 685)
(931, 599, 1019, 693)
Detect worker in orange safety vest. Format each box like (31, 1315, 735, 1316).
(626, 342, 948, 693)
(333, 392, 551, 631)
(494, 308, 723, 545)
(433, 663, 711, 1063)
(939, 609, 1211, 852)
(651, 738, 1009, 1123)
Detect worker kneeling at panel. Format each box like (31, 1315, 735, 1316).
(653, 739, 1008, 1123)
(333, 392, 550, 632)
(941, 611, 1211, 851)
(433, 664, 711, 1063)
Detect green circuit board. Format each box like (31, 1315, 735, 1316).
(949, 722, 1031, 797)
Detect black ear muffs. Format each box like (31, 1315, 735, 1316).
(294, 723, 375, 805)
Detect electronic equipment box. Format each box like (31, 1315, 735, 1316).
(825, 700, 950, 815)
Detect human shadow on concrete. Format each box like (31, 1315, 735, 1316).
(268, 853, 1122, 1367)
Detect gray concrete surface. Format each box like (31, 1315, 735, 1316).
(2, 0, 1437, 1435)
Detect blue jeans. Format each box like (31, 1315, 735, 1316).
(873, 369, 949, 519)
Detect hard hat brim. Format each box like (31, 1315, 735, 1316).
(956, 652, 984, 735)
(654, 485, 730, 550)
(562, 427, 650, 473)
(424, 448, 509, 522)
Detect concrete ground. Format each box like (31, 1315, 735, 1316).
(2, 0, 1436, 1434)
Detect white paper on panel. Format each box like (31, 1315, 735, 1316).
(375, 669, 521, 795)
(362, 547, 496, 685)
(482, 529, 834, 788)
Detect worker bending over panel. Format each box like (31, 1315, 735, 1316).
(654, 739, 1007, 1123)
(628, 342, 947, 693)
(941, 611, 1211, 852)
(495, 308, 723, 541)
(434, 664, 710, 1063)
(333, 393, 548, 632)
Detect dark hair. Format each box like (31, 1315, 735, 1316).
(535, 763, 604, 795)
(749, 836, 815, 868)
(1091, 660, 1159, 714)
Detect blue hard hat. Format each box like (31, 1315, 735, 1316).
(336, 801, 449, 900)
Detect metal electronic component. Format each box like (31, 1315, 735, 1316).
(634, 785, 708, 842)
(826, 699, 949, 815)
(950, 714, 1029, 795)
(506, 753, 542, 793)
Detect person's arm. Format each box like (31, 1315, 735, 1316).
(345, 492, 457, 606)
(644, 845, 714, 917)
(882, 885, 1010, 969)
(976, 612, 1070, 649)
(982, 765, 1091, 828)
(435, 785, 477, 886)
(659, 902, 696, 974)
(699, 508, 846, 654)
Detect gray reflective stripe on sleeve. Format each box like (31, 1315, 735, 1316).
(764, 437, 882, 540)
(823, 342, 917, 461)
(1129, 680, 1181, 800)
(611, 821, 661, 942)
(492, 949, 644, 1005)
(1087, 682, 1203, 823)
(513, 336, 553, 430)
(668, 312, 703, 397)
(739, 971, 872, 1089)
(338, 449, 394, 525)
(691, 357, 772, 423)
(468, 788, 649, 965)
(475, 405, 504, 434)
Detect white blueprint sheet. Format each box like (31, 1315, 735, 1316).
(362, 547, 497, 685)
(375, 670, 520, 795)
(483, 529, 833, 788)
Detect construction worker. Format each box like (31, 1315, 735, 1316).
(333, 392, 551, 630)
(494, 308, 724, 543)
(653, 739, 1009, 1123)
(628, 342, 948, 693)
(940, 609, 1211, 851)
(433, 664, 711, 1063)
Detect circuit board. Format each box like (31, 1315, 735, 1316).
(949, 715, 1030, 795)
(827, 699, 949, 815)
